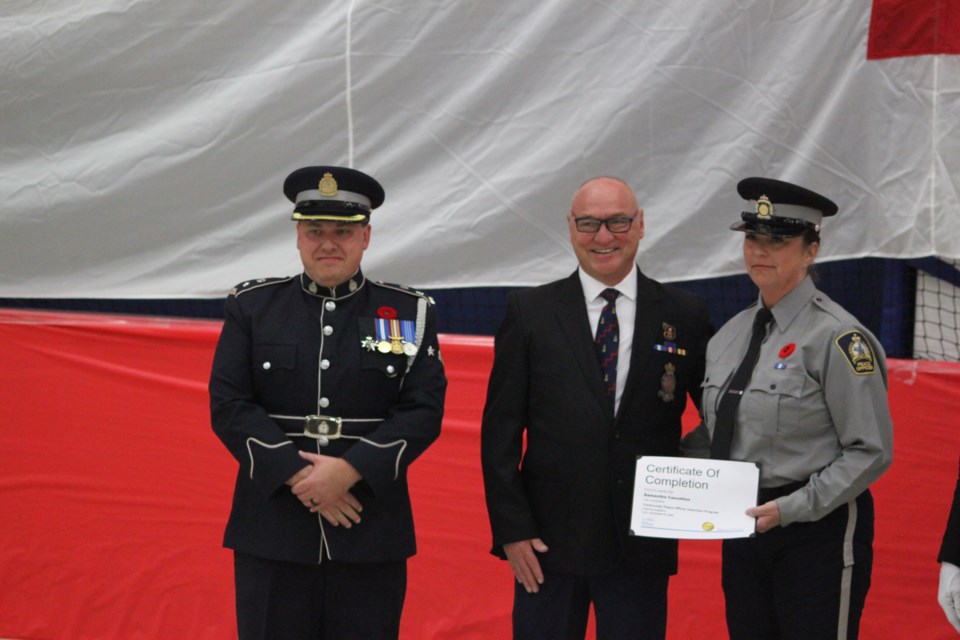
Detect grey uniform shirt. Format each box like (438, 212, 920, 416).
(684, 276, 893, 527)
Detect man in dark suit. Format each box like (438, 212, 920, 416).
(481, 176, 713, 639)
(209, 166, 446, 639)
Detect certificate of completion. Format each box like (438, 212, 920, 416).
(629, 456, 760, 539)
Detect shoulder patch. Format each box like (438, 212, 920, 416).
(834, 330, 876, 375)
(231, 277, 291, 297)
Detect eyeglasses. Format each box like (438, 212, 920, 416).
(571, 215, 636, 234)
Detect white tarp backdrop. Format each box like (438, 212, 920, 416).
(2, 1, 958, 298)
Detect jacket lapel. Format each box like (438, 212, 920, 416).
(555, 271, 615, 422)
(618, 268, 665, 422)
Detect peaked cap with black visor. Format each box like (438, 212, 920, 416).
(284, 166, 385, 223)
(731, 177, 838, 239)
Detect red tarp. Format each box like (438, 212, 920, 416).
(1, 309, 958, 638)
(869, 0, 960, 58)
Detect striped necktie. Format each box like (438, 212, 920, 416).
(594, 288, 621, 408)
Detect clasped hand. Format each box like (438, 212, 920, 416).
(288, 451, 363, 528)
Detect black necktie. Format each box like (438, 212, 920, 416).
(594, 288, 620, 408)
(710, 306, 773, 460)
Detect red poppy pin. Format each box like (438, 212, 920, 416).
(377, 306, 397, 319)
(779, 343, 796, 359)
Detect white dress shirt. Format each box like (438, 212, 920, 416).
(578, 267, 638, 415)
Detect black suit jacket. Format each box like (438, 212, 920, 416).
(481, 268, 712, 576)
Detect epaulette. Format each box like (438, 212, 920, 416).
(810, 292, 850, 325)
(228, 276, 293, 298)
(371, 280, 436, 305)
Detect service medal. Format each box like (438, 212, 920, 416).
(374, 317, 394, 353)
(662, 323, 677, 342)
(657, 363, 676, 402)
(653, 322, 687, 356)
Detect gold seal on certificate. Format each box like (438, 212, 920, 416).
(629, 456, 760, 539)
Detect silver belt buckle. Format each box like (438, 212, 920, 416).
(305, 415, 342, 440)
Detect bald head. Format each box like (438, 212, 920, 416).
(567, 176, 645, 286)
(571, 176, 637, 209)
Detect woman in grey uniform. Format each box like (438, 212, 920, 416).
(683, 177, 893, 639)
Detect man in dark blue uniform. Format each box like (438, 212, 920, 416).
(209, 166, 446, 640)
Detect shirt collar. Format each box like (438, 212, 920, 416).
(766, 275, 816, 331)
(578, 267, 638, 302)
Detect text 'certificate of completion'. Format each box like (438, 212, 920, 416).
(629, 456, 760, 539)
